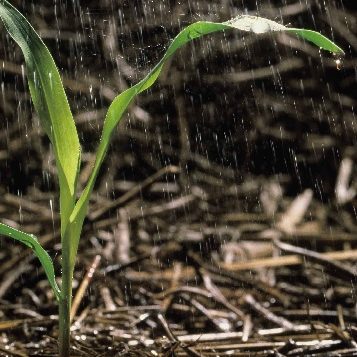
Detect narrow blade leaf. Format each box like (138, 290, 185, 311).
(0, 0, 80, 232)
(69, 15, 343, 265)
(287, 29, 344, 54)
(0, 223, 61, 300)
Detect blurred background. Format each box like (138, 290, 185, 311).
(0, 0, 356, 355)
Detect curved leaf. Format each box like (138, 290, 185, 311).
(224, 16, 344, 54)
(68, 15, 343, 266)
(287, 28, 344, 54)
(0, 222, 61, 300)
(0, 0, 80, 233)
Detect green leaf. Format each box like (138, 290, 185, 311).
(223, 16, 344, 54)
(287, 28, 344, 54)
(0, 0, 80, 234)
(0, 222, 61, 300)
(68, 15, 343, 267)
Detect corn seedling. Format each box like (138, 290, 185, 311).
(0, 1, 343, 356)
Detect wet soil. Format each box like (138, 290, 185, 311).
(0, 0, 357, 356)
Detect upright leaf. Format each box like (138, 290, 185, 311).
(0, 223, 60, 300)
(0, 0, 80, 233)
(69, 15, 343, 267)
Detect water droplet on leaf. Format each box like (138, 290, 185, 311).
(251, 19, 271, 34)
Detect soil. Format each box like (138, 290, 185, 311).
(0, 0, 357, 356)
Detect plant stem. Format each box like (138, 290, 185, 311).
(59, 223, 75, 357)
(59, 263, 72, 357)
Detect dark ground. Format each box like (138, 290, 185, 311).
(0, 0, 357, 356)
